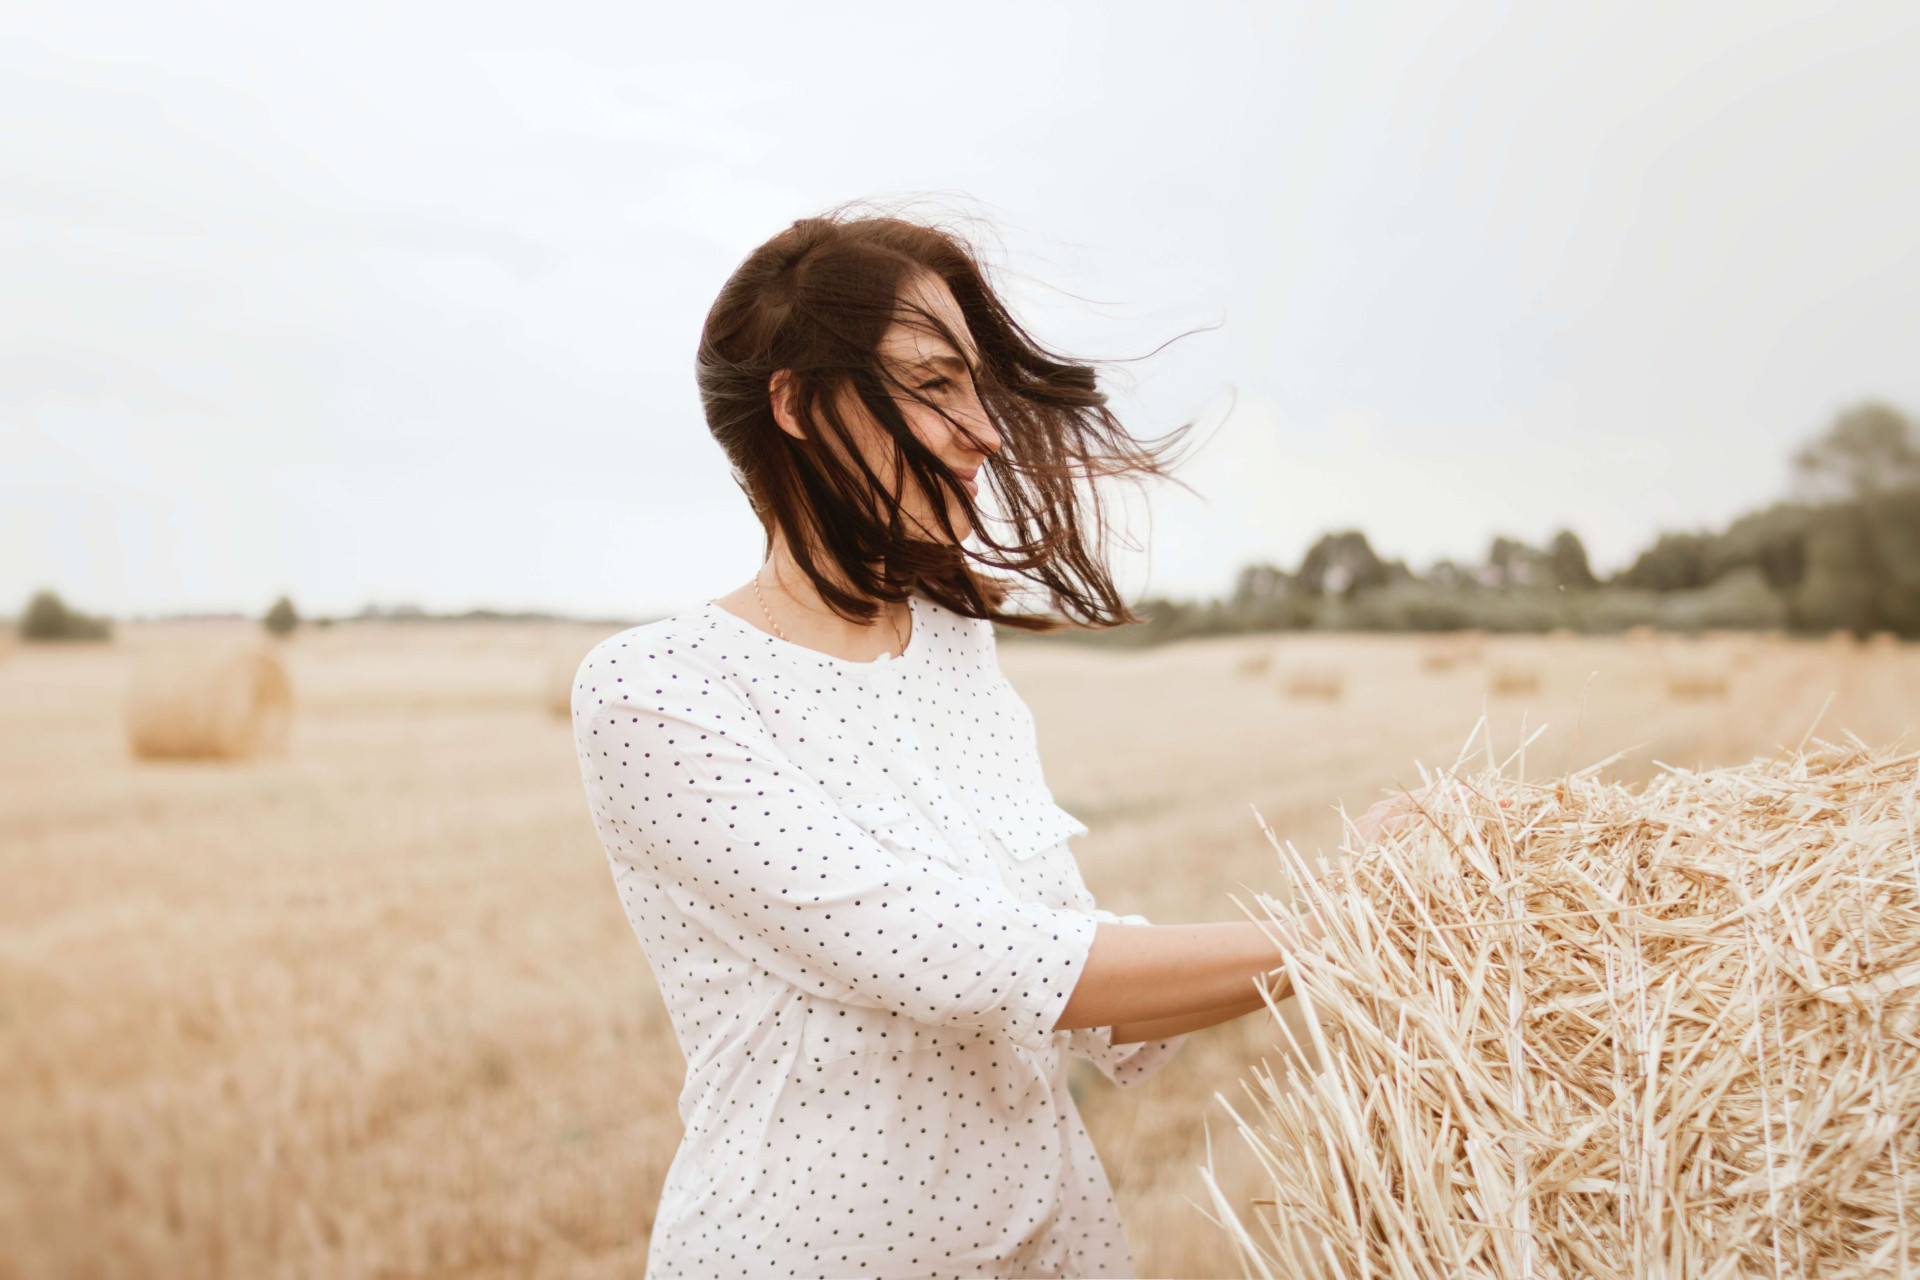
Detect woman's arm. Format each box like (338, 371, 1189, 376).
(1107, 988, 1273, 1045)
(576, 658, 1106, 1053)
(1053, 918, 1322, 1034)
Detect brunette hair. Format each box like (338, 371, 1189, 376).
(696, 204, 1192, 632)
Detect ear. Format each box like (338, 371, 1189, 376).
(769, 370, 807, 442)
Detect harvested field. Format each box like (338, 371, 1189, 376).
(3, 622, 1919, 1278)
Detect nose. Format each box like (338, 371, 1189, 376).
(967, 408, 1002, 458)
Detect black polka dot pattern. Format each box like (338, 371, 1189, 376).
(571, 594, 1188, 1278)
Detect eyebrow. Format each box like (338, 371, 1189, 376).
(902, 354, 973, 379)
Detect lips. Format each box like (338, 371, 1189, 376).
(958, 469, 980, 496)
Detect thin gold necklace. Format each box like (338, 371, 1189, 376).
(753, 567, 909, 655)
(751, 568, 789, 640)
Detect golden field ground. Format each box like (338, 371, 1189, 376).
(3, 620, 1917, 1279)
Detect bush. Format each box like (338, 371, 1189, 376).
(262, 596, 300, 637)
(19, 590, 111, 642)
(1338, 583, 1481, 632)
(1656, 567, 1790, 632)
(1570, 589, 1660, 633)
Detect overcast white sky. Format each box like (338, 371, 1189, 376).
(4, 1, 1917, 619)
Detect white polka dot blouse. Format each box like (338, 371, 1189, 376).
(571, 591, 1189, 1278)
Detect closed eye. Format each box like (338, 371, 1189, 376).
(916, 378, 952, 393)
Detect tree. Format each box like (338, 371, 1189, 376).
(1546, 530, 1598, 590)
(1297, 531, 1388, 597)
(1708, 504, 1813, 591)
(1487, 537, 1549, 589)
(1860, 487, 1920, 636)
(1232, 562, 1292, 603)
(1616, 531, 1715, 592)
(1793, 401, 1920, 500)
(19, 590, 112, 641)
(1792, 508, 1881, 634)
(263, 595, 300, 637)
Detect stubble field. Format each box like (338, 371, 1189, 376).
(3, 620, 1916, 1279)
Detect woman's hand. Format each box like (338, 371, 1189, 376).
(1350, 785, 1430, 846)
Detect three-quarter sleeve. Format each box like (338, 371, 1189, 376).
(578, 673, 1099, 1053)
(1063, 907, 1192, 1086)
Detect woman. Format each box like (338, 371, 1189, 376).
(571, 209, 1327, 1279)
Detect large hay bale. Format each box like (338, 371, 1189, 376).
(126, 641, 292, 760)
(1210, 738, 1920, 1278)
(1664, 663, 1730, 699)
(1421, 636, 1483, 674)
(1487, 664, 1540, 696)
(1237, 650, 1275, 679)
(1284, 666, 1343, 701)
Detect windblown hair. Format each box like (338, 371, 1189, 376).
(696, 205, 1192, 631)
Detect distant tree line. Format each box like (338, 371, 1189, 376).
(11, 587, 649, 641)
(14, 591, 302, 642)
(16, 402, 1914, 648)
(18, 590, 113, 641)
(1046, 401, 1920, 646)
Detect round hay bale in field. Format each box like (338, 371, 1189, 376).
(1487, 664, 1539, 696)
(1421, 636, 1483, 674)
(1625, 624, 1658, 644)
(1866, 630, 1900, 654)
(1721, 634, 1761, 668)
(1283, 666, 1343, 701)
(126, 641, 292, 760)
(1663, 663, 1730, 699)
(1214, 738, 1920, 1278)
(1236, 650, 1274, 679)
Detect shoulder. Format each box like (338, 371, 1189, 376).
(571, 606, 757, 729)
(912, 594, 1000, 670)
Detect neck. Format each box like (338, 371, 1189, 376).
(757, 536, 913, 661)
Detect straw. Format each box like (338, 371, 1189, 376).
(1215, 734, 1920, 1278)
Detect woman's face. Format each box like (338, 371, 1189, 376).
(774, 271, 1001, 545)
(871, 271, 1000, 543)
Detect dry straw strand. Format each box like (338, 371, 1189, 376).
(1216, 733, 1920, 1278)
